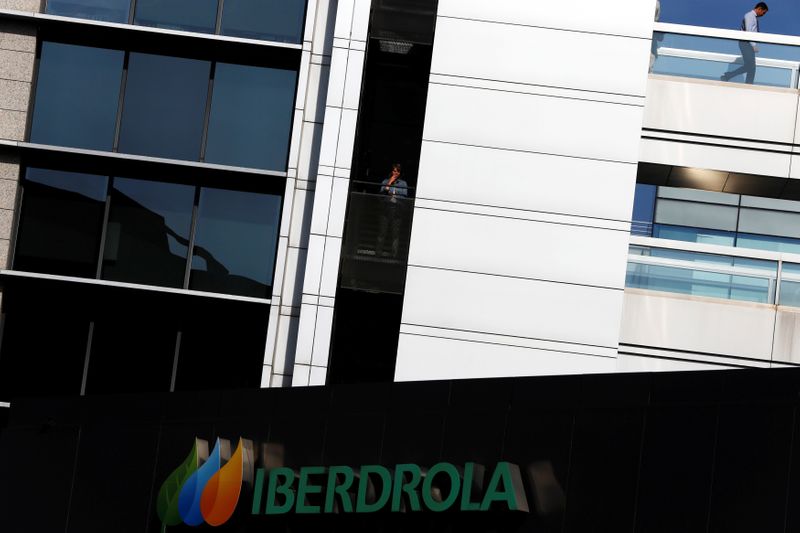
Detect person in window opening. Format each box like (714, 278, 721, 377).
(721, 2, 769, 84)
(376, 163, 408, 259)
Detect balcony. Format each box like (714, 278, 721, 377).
(620, 236, 800, 367)
(339, 185, 414, 295)
(641, 23, 800, 188)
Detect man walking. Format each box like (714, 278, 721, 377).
(721, 2, 769, 84)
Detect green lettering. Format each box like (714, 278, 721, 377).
(421, 463, 460, 512)
(355, 465, 391, 513)
(296, 466, 324, 513)
(324, 466, 355, 513)
(266, 467, 295, 514)
(460, 463, 483, 511)
(480, 462, 528, 512)
(251, 468, 266, 515)
(391, 464, 422, 512)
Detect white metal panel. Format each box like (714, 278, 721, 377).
(395, 334, 616, 381)
(431, 17, 650, 97)
(619, 290, 776, 360)
(301, 234, 325, 295)
(335, 108, 358, 169)
(309, 174, 332, 235)
(350, 0, 370, 42)
(311, 305, 335, 367)
(333, 0, 354, 40)
(297, 121, 323, 182)
(772, 308, 800, 364)
(289, 187, 313, 249)
(640, 137, 792, 178)
(436, 0, 656, 39)
(319, 236, 342, 297)
(644, 77, 798, 144)
(343, 49, 365, 110)
(408, 208, 629, 289)
(792, 156, 800, 180)
(416, 141, 637, 222)
(616, 354, 728, 372)
(402, 266, 624, 349)
(423, 84, 643, 164)
(325, 47, 347, 107)
(318, 106, 341, 167)
(327, 177, 349, 238)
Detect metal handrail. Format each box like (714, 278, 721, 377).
(656, 46, 800, 88)
(628, 236, 800, 306)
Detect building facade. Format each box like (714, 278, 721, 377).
(0, 0, 798, 401)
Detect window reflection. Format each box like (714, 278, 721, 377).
(220, 0, 306, 43)
(14, 168, 108, 278)
(30, 42, 124, 151)
(134, 0, 218, 34)
(118, 52, 210, 160)
(205, 63, 296, 170)
(189, 188, 281, 298)
(45, 0, 131, 24)
(101, 178, 195, 287)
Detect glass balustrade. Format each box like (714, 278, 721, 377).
(651, 32, 800, 88)
(626, 245, 778, 304)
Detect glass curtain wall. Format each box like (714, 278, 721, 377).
(44, 0, 307, 43)
(29, 40, 297, 172)
(14, 167, 282, 299)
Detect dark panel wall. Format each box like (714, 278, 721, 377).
(3, 369, 800, 533)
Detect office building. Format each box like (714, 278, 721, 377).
(2, 0, 800, 530)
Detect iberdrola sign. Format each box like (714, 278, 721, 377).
(157, 437, 529, 530)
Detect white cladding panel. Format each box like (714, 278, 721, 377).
(424, 84, 643, 164)
(408, 208, 629, 289)
(619, 291, 775, 361)
(616, 354, 728, 372)
(395, 334, 616, 382)
(436, 0, 656, 39)
(792, 156, 800, 180)
(643, 78, 798, 144)
(403, 267, 624, 349)
(431, 17, 651, 97)
(416, 142, 637, 222)
(639, 137, 792, 178)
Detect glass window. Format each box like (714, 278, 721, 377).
(85, 315, 177, 394)
(14, 168, 108, 278)
(205, 63, 297, 170)
(133, 0, 218, 34)
(220, 0, 306, 43)
(654, 198, 738, 231)
(118, 53, 210, 160)
(30, 42, 124, 151)
(736, 233, 800, 255)
(653, 224, 736, 247)
(45, 0, 131, 24)
(101, 178, 194, 288)
(631, 183, 656, 236)
(737, 208, 800, 239)
(189, 188, 281, 298)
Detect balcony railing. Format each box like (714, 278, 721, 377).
(340, 184, 415, 295)
(627, 236, 800, 307)
(651, 22, 800, 88)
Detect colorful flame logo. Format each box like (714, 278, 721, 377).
(157, 437, 254, 531)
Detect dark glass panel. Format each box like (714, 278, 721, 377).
(118, 53, 210, 160)
(84, 314, 177, 395)
(173, 299, 268, 391)
(0, 285, 89, 403)
(220, 0, 306, 43)
(133, 0, 218, 33)
(14, 167, 108, 278)
(631, 183, 656, 236)
(30, 42, 123, 150)
(205, 62, 296, 170)
(101, 178, 194, 288)
(189, 188, 281, 298)
(45, 0, 130, 24)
